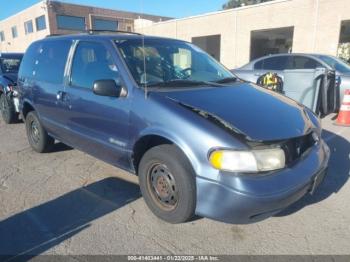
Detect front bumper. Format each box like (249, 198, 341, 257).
(195, 140, 330, 224)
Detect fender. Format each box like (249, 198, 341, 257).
(132, 126, 201, 175)
(21, 98, 41, 119)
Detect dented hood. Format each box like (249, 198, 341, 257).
(158, 83, 314, 141)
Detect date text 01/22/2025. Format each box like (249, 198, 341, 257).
(127, 255, 220, 261)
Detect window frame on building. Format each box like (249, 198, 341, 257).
(11, 26, 18, 38)
(35, 15, 47, 31)
(56, 14, 86, 31)
(92, 17, 119, 31)
(24, 20, 34, 35)
(0, 31, 5, 42)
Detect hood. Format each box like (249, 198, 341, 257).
(1, 73, 17, 84)
(157, 83, 314, 142)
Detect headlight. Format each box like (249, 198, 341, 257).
(209, 148, 285, 173)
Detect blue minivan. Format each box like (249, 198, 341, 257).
(17, 33, 330, 224)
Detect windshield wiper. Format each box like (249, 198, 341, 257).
(215, 77, 237, 84)
(146, 79, 224, 88)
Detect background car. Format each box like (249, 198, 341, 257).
(232, 53, 350, 104)
(0, 52, 23, 124)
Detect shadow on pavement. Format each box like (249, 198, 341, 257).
(0, 177, 141, 261)
(277, 129, 350, 216)
(49, 142, 73, 153)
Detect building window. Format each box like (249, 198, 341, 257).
(92, 18, 118, 31)
(127, 26, 132, 32)
(250, 27, 294, 61)
(56, 15, 85, 31)
(24, 20, 34, 34)
(192, 34, 221, 61)
(36, 15, 47, 31)
(0, 31, 5, 42)
(11, 26, 18, 38)
(338, 20, 350, 63)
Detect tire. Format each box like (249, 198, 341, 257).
(0, 93, 18, 124)
(138, 144, 196, 223)
(25, 111, 54, 153)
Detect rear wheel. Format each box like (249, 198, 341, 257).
(25, 111, 54, 153)
(0, 93, 18, 124)
(138, 144, 196, 223)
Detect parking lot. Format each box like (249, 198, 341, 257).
(0, 114, 349, 257)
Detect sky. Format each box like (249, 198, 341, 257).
(0, 0, 228, 20)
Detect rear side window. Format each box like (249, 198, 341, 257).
(70, 41, 120, 89)
(19, 40, 71, 84)
(19, 42, 40, 79)
(255, 56, 289, 70)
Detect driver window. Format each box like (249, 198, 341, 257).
(71, 41, 121, 89)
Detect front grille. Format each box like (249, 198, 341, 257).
(281, 132, 317, 165)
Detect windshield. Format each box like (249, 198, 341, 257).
(316, 55, 350, 74)
(0, 57, 22, 73)
(115, 38, 233, 87)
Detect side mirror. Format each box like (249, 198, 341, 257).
(93, 79, 126, 98)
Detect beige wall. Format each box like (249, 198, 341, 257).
(136, 0, 350, 69)
(0, 2, 49, 53)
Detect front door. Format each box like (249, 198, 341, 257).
(62, 40, 131, 168)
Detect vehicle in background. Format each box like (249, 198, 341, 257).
(18, 34, 329, 224)
(232, 53, 350, 103)
(0, 53, 23, 124)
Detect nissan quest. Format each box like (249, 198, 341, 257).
(17, 33, 330, 224)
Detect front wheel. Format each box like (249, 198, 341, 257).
(25, 111, 54, 153)
(138, 144, 196, 223)
(0, 93, 18, 124)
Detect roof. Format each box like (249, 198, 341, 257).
(240, 52, 336, 70)
(41, 32, 185, 42)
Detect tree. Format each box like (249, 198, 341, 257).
(222, 0, 273, 9)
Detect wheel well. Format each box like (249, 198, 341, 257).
(22, 102, 35, 119)
(132, 135, 173, 174)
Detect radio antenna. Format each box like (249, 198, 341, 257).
(140, 0, 148, 99)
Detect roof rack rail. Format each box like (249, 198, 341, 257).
(46, 34, 64, 38)
(86, 29, 142, 35)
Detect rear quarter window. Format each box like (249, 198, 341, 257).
(19, 39, 71, 84)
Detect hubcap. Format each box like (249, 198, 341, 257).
(30, 121, 40, 144)
(148, 163, 178, 210)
